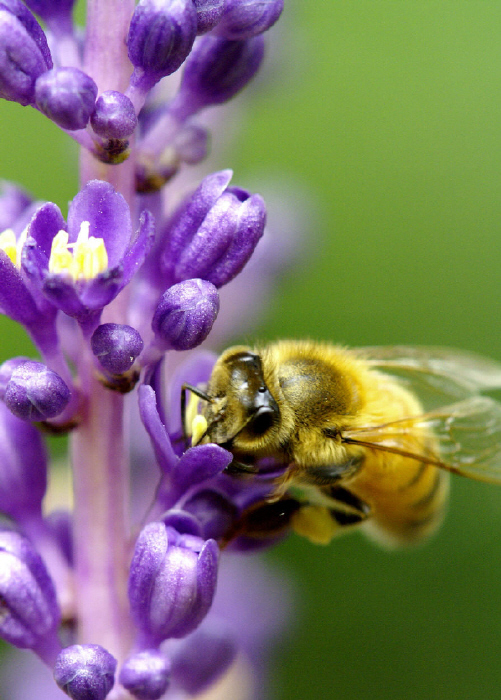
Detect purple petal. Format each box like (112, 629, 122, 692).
(138, 385, 178, 475)
(0, 250, 40, 324)
(121, 209, 155, 285)
(26, 201, 65, 261)
(0, 400, 47, 520)
(174, 444, 232, 492)
(162, 170, 233, 276)
(66, 181, 132, 265)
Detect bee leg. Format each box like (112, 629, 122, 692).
(220, 497, 302, 547)
(328, 485, 371, 525)
(305, 455, 364, 485)
(223, 459, 259, 476)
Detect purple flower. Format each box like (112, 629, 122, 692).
(161, 170, 266, 288)
(214, 0, 284, 39)
(128, 521, 219, 646)
(0, 529, 61, 663)
(1, 359, 71, 421)
(127, 0, 197, 92)
(91, 323, 144, 375)
(53, 645, 117, 700)
(193, 0, 224, 34)
(22, 0, 76, 26)
(0, 222, 59, 351)
(138, 383, 232, 491)
(119, 650, 171, 700)
(0, 0, 52, 106)
(90, 91, 137, 139)
(173, 34, 265, 114)
(151, 278, 219, 351)
(0, 400, 47, 522)
(35, 68, 98, 131)
(21, 180, 155, 331)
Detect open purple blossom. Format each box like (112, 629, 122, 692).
(21, 180, 155, 333)
(0, 0, 295, 696)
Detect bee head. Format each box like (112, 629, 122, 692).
(204, 346, 281, 450)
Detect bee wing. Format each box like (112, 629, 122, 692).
(343, 395, 501, 484)
(358, 345, 501, 409)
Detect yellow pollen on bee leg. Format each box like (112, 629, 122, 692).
(291, 505, 339, 545)
(48, 222, 109, 281)
(191, 414, 208, 446)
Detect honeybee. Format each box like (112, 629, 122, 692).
(183, 341, 501, 547)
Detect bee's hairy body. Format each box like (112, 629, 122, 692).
(202, 340, 450, 546)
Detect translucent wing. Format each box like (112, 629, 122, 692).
(358, 346, 501, 409)
(343, 395, 501, 484)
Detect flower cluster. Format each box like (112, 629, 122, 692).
(0, 0, 298, 698)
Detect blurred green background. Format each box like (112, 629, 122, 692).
(2, 2, 501, 699)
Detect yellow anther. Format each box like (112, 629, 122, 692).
(0, 229, 18, 265)
(191, 414, 208, 446)
(48, 222, 108, 281)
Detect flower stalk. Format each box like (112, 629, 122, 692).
(0, 0, 293, 696)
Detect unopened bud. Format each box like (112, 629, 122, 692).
(54, 644, 117, 700)
(152, 279, 219, 351)
(35, 67, 98, 130)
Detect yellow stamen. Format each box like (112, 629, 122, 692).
(191, 414, 208, 446)
(0, 229, 18, 265)
(48, 222, 109, 281)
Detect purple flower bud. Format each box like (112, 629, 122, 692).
(2, 359, 71, 421)
(161, 170, 266, 288)
(193, 0, 224, 34)
(0, 529, 61, 662)
(0, 0, 52, 106)
(35, 67, 98, 130)
(127, 0, 197, 86)
(0, 399, 47, 521)
(54, 644, 117, 700)
(215, 0, 283, 39)
(171, 625, 237, 695)
(152, 279, 219, 351)
(90, 91, 137, 139)
(119, 650, 171, 700)
(128, 522, 218, 645)
(91, 323, 144, 375)
(178, 34, 264, 110)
